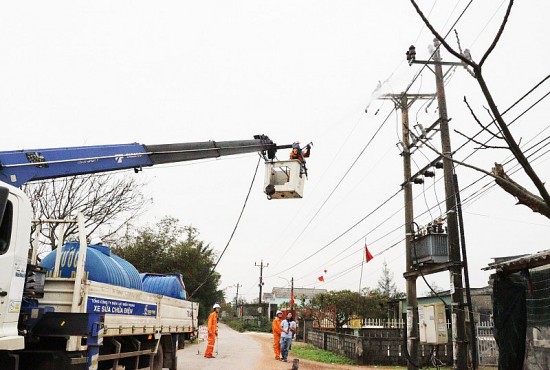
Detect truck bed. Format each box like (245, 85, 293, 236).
(40, 277, 198, 337)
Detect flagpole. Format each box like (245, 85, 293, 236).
(358, 240, 365, 293)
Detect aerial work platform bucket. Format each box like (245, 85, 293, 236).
(264, 160, 305, 199)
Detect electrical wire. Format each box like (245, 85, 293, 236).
(188, 156, 261, 299)
(270, 108, 398, 270)
(272, 188, 403, 277)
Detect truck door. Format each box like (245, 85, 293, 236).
(0, 185, 32, 350)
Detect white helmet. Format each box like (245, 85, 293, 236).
(213, 303, 221, 309)
(276, 310, 283, 315)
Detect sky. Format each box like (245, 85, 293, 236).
(1, 1, 549, 304)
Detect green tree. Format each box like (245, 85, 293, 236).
(114, 217, 224, 322)
(310, 290, 385, 328)
(375, 261, 405, 299)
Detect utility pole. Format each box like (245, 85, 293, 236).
(406, 41, 469, 369)
(382, 92, 435, 370)
(234, 283, 240, 315)
(255, 260, 269, 304)
(433, 40, 468, 370)
(290, 277, 294, 312)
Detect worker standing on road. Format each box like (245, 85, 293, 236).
(272, 310, 283, 360)
(280, 311, 297, 362)
(204, 303, 221, 358)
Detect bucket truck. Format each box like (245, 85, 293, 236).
(0, 135, 306, 370)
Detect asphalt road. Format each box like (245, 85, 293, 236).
(176, 322, 268, 369)
(176, 323, 365, 370)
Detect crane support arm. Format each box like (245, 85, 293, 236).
(0, 135, 289, 187)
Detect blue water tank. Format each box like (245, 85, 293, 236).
(40, 242, 143, 290)
(140, 273, 187, 300)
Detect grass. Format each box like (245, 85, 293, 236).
(290, 342, 355, 365)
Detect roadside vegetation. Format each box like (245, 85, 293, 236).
(223, 316, 272, 333)
(290, 342, 355, 365)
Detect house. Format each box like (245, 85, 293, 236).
(483, 249, 550, 369)
(263, 287, 327, 310)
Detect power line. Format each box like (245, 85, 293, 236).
(272, 108, 397, 266)
(188, 156, 261, 299)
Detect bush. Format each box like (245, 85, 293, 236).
(224, 317, 272, 333)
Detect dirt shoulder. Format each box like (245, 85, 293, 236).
(249, 331, 368, 370)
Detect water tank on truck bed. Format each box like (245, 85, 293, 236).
(40, 242, 143, 290)
(140, 273, 187, 300)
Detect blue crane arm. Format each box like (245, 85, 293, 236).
(0, 135, 290, 187)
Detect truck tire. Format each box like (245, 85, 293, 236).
(152, 344, 163, 370)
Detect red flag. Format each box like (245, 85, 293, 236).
(365, 245, 374, 262)
(318, 276, 325, 282)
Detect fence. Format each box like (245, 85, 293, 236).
(306, 327, 452, 366)
(477, 321, 498, 366)
(305, 320, 498, 367)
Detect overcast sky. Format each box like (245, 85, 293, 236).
(2, 1, 549, 303)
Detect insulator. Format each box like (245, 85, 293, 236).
(423, 170, 435, 177)
(412, 177, 424, 184)
(435, 161, 444, 169)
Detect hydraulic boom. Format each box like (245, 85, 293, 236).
(0, 135, 289, 187)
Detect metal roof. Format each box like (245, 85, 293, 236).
(483, 249, 550, 273)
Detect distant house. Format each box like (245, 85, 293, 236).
(263, 287, 327, 309)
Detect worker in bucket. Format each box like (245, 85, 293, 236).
(204, 303, 221, 358)
(289, 141, 312, 177)
(272, 310, 283, 360)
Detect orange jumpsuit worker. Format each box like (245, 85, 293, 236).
(290, 142, 312, 177)
(272, 310, 283, 360)
(204, 303, 220, 358)
(289, 142, 311, 162)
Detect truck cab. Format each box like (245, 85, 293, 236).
(0, 184, 32, 351)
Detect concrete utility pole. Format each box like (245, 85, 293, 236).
(432, 41, 468, 370)
(234, 283, 240, 314)
(290, 277, 294, 312)
(405, 40, 470, 369)
(382, 92, 435, 370)
(255, 260, 269, 304)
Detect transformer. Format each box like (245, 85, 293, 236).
(411, 233, 449, 265)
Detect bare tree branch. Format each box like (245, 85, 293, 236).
(410, 131, 550, 218)
(479, 0, 514, 67)
(410, 0, 550, 217)
(23, 174, 151, 251)
(492, 163, 550, 218)
(409, 0, 475, 68)
(453, 129, 508, 150)
(463, 97, 503, 139)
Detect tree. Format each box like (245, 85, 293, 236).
(424, 281, 445, 297)
(113, 217, 224, 322)
(375, 261, 405, 299)
(409, 0, 550, 219)
(23, 174, 150, 253)
(310, 290, 386, 328)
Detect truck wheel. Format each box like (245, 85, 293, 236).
(152, 344, 164, 370)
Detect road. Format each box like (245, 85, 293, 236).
(176, 323, 365, 370)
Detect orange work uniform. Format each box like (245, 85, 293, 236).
(289, 147, 310, 162)
(272, 316, 283, 359)
(204, 311, 218, 358)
